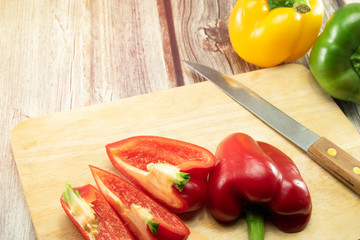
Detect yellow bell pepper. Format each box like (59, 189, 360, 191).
(229, 0, 324, 68)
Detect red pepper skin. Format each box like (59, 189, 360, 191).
(105, 136, 216, 213)
(60, 184, 135, 240)
(258, 141, 312, 232)
(90, 165, 190, 240)
(208, 133, 312, 233)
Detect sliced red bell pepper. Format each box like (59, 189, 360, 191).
(208, 133, 312, 239)
(60, 184, 135, 240)
(105, 136, 216, 213)
(90, 165, 190, 240)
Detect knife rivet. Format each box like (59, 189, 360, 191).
(327, 148, 337, 157)
(353, 167, 360, 175)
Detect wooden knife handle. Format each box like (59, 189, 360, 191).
(308, 137, 360, 195)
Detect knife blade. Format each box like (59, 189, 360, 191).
(184, 61, 360, 195)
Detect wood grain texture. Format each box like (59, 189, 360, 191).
(308, 137, 360, 194)
(11, 64, 360, 239)
(1, 0, 359, 239)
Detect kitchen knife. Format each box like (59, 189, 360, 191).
(184, 61, 360, 195)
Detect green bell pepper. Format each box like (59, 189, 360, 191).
(309, 3, 360, 104)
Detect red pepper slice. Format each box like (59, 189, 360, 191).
(105, 136, 216, 213)
(90, 165, 190, 240)
(60, 184, 135, 240)
(208, 133, 312, 238)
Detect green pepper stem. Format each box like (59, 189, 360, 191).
(267, 0, 311, 13)
(350, 46, 360, 77)
(246, 208, 265, 240)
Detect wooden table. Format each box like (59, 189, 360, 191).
(1, 0, 359, 239)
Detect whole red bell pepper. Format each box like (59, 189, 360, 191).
(60, 184, 135, 240)
(208, 133, 312, 239)
(105, 136, 216, 213)
(90, 165, 190, 240)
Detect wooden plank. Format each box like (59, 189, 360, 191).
(170, 0, 260, 84)
(11, 64, 360, 239)
(0, 0, 173, 111)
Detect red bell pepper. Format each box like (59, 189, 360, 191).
(90, 165, 190, 240)
(60, 184, 135, 240)
(105, 136, 216, 213)
(208, 133, 312, 239)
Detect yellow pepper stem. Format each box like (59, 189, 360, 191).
(267, 0, 311, 13)
(293, 0, 311, 13)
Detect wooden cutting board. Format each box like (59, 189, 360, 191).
(11, 64, 360, 239)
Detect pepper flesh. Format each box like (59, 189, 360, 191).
(228, 0, 324, 67)
(208, 133, 312, 235)
(309, 3, 360, 103)
(60, 184, 135, 240)
(90, 165, 190, 240)
(105, 136, 216, 213)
